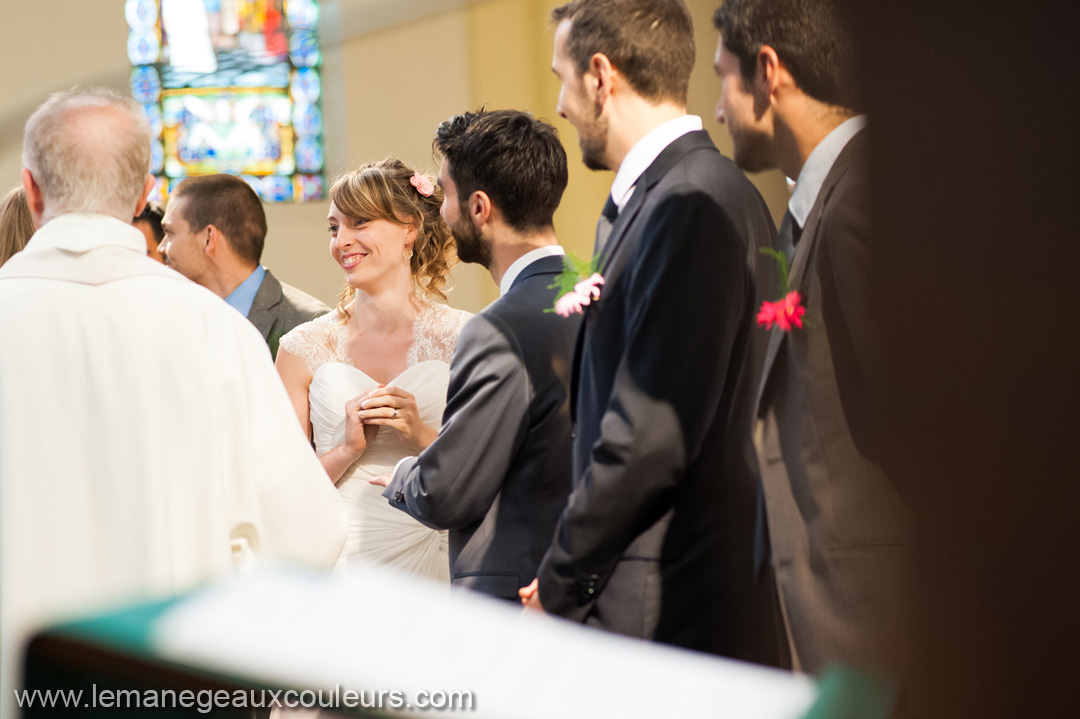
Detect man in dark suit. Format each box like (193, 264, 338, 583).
(714, 0, 912, 677)
(160, 174, 327, 358)
(522, 0, 785, 665)
(373, 110, 577, 602)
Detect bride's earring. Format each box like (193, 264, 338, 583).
(403, 247, 414, 259)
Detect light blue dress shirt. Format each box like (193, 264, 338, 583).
(226, 264, 267, 317)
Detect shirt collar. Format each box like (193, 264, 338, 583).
(226, 264, 267, 317)
(499, 245, 565, 297)
(788, 115, 868, 228)
(610, 115, 703, 212)
(27, 212, 147, 255)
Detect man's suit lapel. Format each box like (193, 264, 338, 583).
(247, 269, 281, 341)
(572, 131, 719, 421)
(756, 130, 868, 406)
(599, 130, 718, 279)
(598, 187, 647, 277)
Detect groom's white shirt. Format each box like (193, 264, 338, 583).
(609, 114, 703, 212)
(0, 213, 346, 716)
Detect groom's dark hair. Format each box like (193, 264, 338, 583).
(713, 0, 863, 112)
(433, 110, 568, 233)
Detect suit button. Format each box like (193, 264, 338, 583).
(394, 491, 405, 503)
(571, 431, 577, 440)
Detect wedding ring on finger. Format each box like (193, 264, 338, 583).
(391, 408, 398, 419)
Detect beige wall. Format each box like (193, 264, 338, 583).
(0, 0, 788, 313)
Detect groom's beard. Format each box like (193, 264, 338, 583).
(452, 212, 492, 268)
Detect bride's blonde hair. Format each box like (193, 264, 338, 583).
(330, 159, 456, 322)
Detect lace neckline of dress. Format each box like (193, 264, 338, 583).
(278, 298, 470, 379)
(330, 300, 460, 370)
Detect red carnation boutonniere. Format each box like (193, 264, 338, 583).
(757, 248, 806, 331)
(547, 252, 604, 317)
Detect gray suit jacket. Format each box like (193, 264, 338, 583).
(756, 130, 912, 675)
(247, 269, 329, 359)
(537, 131, 787, 665)
(384, 255, 578, 600)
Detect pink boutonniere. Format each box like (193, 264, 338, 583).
(757, 248, 807, 332)
(548, 253, 604, 317)
(410, 172, 434, 197)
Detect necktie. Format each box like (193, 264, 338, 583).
(777, 210, 803, 264)
(594, 196, 619, 255)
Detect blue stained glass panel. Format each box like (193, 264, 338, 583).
(295, 174, 325, 202)
(129, 0, 325, 203)
(286, 0, 319, 30)
(143, 103, 165, 137)
(290, 67, 320, 103)
(128, 29, 160, 65)
(130, 66, 162, 104)
(294, 137, 323, 174)
(292, 103, 322, 137)
(289, 30, 321, 68)
(151, 140, 165, 174)
(125, 0, 158, 28)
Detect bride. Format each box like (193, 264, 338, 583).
(276, 159, 470, 581)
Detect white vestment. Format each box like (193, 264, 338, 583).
(0, 213, 347, 714)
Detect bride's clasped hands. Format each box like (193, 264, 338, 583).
(355, 384, 437, 454)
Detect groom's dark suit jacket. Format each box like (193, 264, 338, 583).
(755, 130, 912, 675)
(536, 130, 787, 664)
(384, 255, 578, 600)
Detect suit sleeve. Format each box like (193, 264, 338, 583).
(538, 188, 752, 619)
(383, 313, 531, 529)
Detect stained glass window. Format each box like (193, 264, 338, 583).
(126, 0, 326, 204)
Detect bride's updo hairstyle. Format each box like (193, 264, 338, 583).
(330, 158, 455, 319)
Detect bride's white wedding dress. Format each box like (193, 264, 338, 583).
(279, 301, 471, 581)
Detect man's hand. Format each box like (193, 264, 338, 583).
(369, 474, 391, 487)
(519, 578, 544, 612)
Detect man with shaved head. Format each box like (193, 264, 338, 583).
(0, 88, 345, 712)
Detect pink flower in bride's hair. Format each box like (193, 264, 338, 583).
(555, 291, 589, 317)
(758, 291, 806, 332)
(410, 172, 434, 197)
(574, 272, 605, 301)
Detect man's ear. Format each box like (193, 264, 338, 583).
(756, 45, 785, 101)
(588, 52, 616, 108)
(21, 168, 46, 228)
(134, 174, 155, 218)
(469, 190, 493, 228)
(203, 224, 220, 254)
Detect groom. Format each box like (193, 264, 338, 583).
(524, 0, 785, 665)
(374, 110, 577, 602)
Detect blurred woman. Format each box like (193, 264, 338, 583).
(0, 187, 34, 269)
(134, 202, 165, 263)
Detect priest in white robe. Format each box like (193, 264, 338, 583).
(0, 88, 346, 717)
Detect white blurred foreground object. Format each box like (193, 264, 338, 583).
(147, 563, 817, 718)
